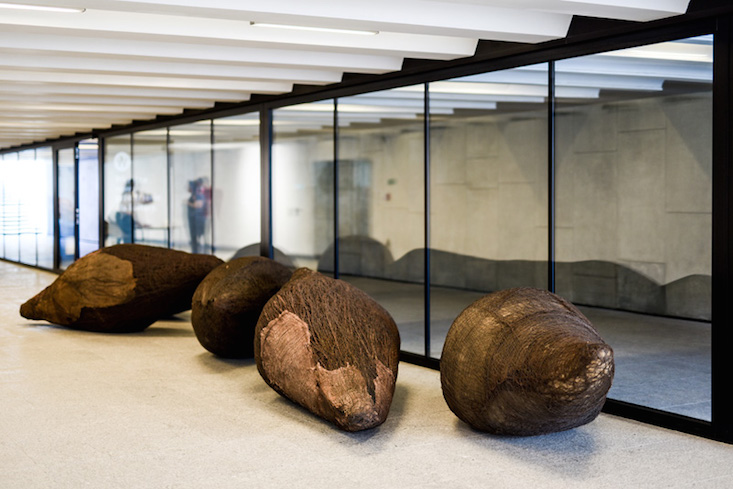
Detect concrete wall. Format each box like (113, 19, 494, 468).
(340, 126, 425, 261)
(556, 93, 712, 286)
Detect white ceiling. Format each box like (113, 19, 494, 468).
(0, 0, 691, 149)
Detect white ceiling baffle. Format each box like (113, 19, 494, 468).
(0, 0, 691, 149)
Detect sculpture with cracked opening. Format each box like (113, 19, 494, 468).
(255, 268, 400, 432)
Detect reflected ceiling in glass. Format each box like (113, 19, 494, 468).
(276, 35, 712, 130)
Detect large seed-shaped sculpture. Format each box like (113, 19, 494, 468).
(191, 257, 293, 358)
(20, 244, 223, 333)
(441, 287, 614, 436)
(255, 268, 400, 432)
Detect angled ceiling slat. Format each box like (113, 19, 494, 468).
(0, 93, 217, 108)
(446, 0, 689, 22)
(3, 0, 575, 42)
(0, 69, 294, 92)
(0, 52, 345, 85)
(0, 10, 479, 60)
(0, 29, 405, 73)
(0, 83, 252, 101)
(0, 0, 692, 150)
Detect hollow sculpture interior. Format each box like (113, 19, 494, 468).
(440, 287, 614, 436)
(255, 268, 400, 432)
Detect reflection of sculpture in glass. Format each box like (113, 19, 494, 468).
(187, 177, 211, 254)
(116, 179, 152, 243)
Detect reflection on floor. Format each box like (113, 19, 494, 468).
(342, 275, 712, 422)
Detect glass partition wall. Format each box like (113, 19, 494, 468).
(267, 35, 714, 426)
(428, 65, 549, 358)
(0, 149, 53, 268)
(555, 36, 713, 421)
(213, 113, 261, 261)
(104, 135, 132, 246)
(131, 130, 168, 248)
(99, 116, 261, 257)
(169, 121, 212, 255)
(57, 147, 76, 270)
(272, 102, 335, 270)
(77, 139, 100, 258)
(338, 87, 427, 355)
(2, 152, 20, 263)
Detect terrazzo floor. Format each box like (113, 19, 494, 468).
(1, 261, 730, 488)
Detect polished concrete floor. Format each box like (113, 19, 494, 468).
(2, 261, 731, 488)
(342, 276, 712, 421)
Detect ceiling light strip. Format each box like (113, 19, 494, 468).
(249, 21, 378, 36)
(0, 2, 85, 13)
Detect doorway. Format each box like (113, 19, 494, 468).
(55, 139, 100, 270)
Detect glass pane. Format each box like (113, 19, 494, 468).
(213, 113, 260, 261)
(1, 152, 19, 262)
(429, 64, 549, 358)
(18, 150, 41, 266)
(272, 102, 334, 270)
(555, 35, 713, 420)
(169, 121, 212, 254)
(36, 147, 54, 269)
(104, 135, 132, 246)
(57, 148, 76, 270)
(132, 130, 168, 248)
(78, 139, 100, 257)
(338, 87, 425, 355)
(0, 153, 5, 259)
(2, 149, 53, 267)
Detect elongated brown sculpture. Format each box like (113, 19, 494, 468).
(192, 257, 292, 358)
(255, 268, 400, 432)
(441, 287, 614, 436)
(20, 244, 223, 333)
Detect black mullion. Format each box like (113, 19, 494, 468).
(548, 61, 556, 293)
(52, 148, 59, 270)
(260, 107, 273, 259)
(73, 144, 80, 261)
(424, 82, 431, 359)
(166, 129, 171, 248)
(333, 99, 340, 279)
(712, 15, 733, 443)
(210, 120, 215, 255)
(130, 134, 136, 245)
(98, 138, 106, 249)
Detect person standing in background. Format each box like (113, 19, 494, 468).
(187, 177, 210, 253)
(116, 179, 152, 243)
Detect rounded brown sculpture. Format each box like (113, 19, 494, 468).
(440, 287, 614, 436)
(20, 244, 223, 333)
(254, 268, 400, 432)
(191, 256, 293, 358)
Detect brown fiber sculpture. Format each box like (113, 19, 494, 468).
(191, 256, 292, 358)
(254, 268, 400, 432)
(20, 244, 222, 333)
(440, 287, 614, 436)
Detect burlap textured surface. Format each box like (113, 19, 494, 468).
(192, 256, 292, 358)
(441, 287, 614, 436)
